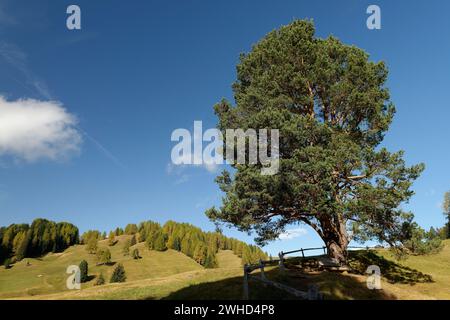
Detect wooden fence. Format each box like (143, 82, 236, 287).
(243, 245, 375, 300)
(243, 259, 323, 300)
(278, 245, 372, 270)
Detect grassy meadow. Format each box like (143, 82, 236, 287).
(0, 238, 449, 300)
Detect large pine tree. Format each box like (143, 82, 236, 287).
(206, 20, 424, 264)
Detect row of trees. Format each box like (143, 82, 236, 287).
(0, 219, 79, 264)
(1, 217, 266, 267)
(139, 220, 267, 267)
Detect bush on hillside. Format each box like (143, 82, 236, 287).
(86, 238, 98, 254)
(110, 263, 126, 283)
(122, 240, 130, 256)
(79, 260, 88, 282)
(130, 235, 137, 246)
(131, 248, 140, 259)
(108, 231, 117, 246)
(404, 224, 443, 255)
(96, 248, 112, 265)
(4, 258, 11, 269)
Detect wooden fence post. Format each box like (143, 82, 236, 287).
(301, 248, 305, 258)
(259, 259, 266, 280)
(243, 265, 249, 300)
(278, 251, 285, 271)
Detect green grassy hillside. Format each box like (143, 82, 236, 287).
(0, 235, 202, 299)
(1, 240, 449, 300)
(216, 250, 242, 269)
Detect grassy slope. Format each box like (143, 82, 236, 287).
(0, 235, 202, 299)
(1, 241, 449, 300)
(376, 239, 450, 299)
(216, 250, 242, 269)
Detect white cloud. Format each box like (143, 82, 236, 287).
(278, 227, 308, 240)
(0, 96, 82, 162)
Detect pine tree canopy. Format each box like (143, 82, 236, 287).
(206, 19, 424, 263)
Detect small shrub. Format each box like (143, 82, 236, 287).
(4, 258, 12, 269)
(108, 231, 117, 246)
(404, 224, 443, 255)
(96, 248, 112, 265)
(110, 263, 126, 283)
(131, 248, 140, 260)
(130, 235, 137, 247)
(122, 240, 130, 256)
(79, 260, 88, 283)
(86, 238, 98, 254)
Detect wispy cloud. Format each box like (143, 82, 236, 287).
(0, 41, 126, 169)
(0, 42, 51, 99)
(75, 126, 127, 170)
(0, 96, 81, 162)
(278, 227, 308, 240)
(0, 3, 16, 27)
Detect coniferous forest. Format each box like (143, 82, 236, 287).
(0, 218, 267, 268)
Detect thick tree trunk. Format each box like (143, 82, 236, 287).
(319, 216, 349, 265)
(324, 237, 348, 265)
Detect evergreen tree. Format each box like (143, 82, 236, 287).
(125, 224, 138, 235)
(206, 19, 424, 264)
(122, 240, 131, 256)
(180, 237, 192, 257)
(242, 246, 254, 265)
(404, 224, 443, 255)
(153, 231, 167, 251)
(79, 260, 88, 283)
(130, 235, 137, 247)
(86, 238, 98, 254)
(193, 244, 208, 265)
(110, 263, 126, 283)
(0, 219, 78, 262)
(108, 231, 116, 246)
(81, 230, 100, 244)
(204, 251, 218, 268)
(96, 248, 111, 265)
(172, 236, 181, 251)
(15, 231, 30, 261)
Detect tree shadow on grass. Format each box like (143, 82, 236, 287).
(161, 268, 397, 300)
(348, 251, 433, 285)
(85, 275, 96, 282)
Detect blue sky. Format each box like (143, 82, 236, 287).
(0, 0, 449, 255)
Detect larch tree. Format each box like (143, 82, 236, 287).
(206, 20, 424, 264)
(443, 191, 450, 239)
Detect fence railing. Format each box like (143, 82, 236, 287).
(243, 259, 323, 300)
(278, 245, 374, 270)
(243, 245, 377, 300)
